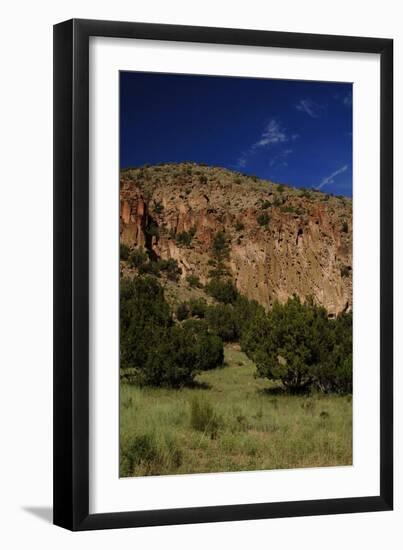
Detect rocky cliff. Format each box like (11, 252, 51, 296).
(120, 163, 352, 315)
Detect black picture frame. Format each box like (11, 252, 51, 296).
(53, 18, 393, 531)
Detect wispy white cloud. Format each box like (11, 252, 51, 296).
(317, 164, 348, 190)
(296, 99, 324, 118)
(334, 91, 352, 108)
(236, 155, 247, 168)
(235, 152, 249, 169)
(269, 148, 293, 168)
(253, 120, 288, 148)
(236, 120, 290, 168)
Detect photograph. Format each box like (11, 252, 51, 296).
(119, 71, 353, 478)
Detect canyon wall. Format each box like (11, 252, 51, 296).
(120, 164, 352, 315)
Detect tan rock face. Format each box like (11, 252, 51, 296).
(120, 164, 352, 315)
(120, 185, 149, 248)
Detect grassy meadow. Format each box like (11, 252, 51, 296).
(120, 345, 352, 477)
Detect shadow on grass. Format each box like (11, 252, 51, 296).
(186, 380, 212, 390)
(258, 386, 313, 397)
(257, 387, 287, 396)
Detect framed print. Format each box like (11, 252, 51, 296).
(53, 19, 393, 530)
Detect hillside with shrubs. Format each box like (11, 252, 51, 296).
(120, 163, 352, 394)
(119, 163, 353, 476)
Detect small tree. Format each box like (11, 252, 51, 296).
(212, 231, 229, 262)
(186, 274, 201, 288)
(188, 298, 207, 318)
(158, 258, 181, 281)
(206, 304, 239, 342)
(245, 297, 329, 393)
(312, 312, 352, 393)
(206, 278, 239, 304)
(176, 227, 196, 247)
(120, 276, 223, 388)
(138, 260, 160, 277)
(128, 247, 148, 269)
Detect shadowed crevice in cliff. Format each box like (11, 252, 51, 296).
(144, 213, 160, 262)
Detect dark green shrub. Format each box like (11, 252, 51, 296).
(139, 260, 160, 277)
(261, 200, 271, 209)
(241, 296, 352, 394)
(242, 296, 329, 392)
(212, 231, 229, 261)
(342, 221, 349, 233)
(206, 304, 239, 341)
(176, 302, 190, 321)
(120, 243, 130, 261)
(277, 184, 285, 193)
(182, 319, 223, 371)
(120, 276, 171, 327)
(176, 227, 196, 247)
(205, 278, 239, 304)
(121, 279, 223, 387)
(120, 276, 171, 373)
(340, 265, 350, 278)
(145, 222, 159, 238)
(232, 295, 265, 335)
(128, 247, 148, 269)
(312, 312, 352, 393)
(235, 221, 245, 231)
(300, 187, 312, 199)
(188, 298, 207, 318)
(257, 212, 270, 226)
(186, 320, 223, 371)
(145, 320, 223, 387)
(281, 205, 296, 214)
(176, 231, 192, 246)
(240, 309, 270, 359)
(186, 274, 201, 288)
(158, 258, 181, 281)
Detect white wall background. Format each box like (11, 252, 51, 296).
(0, 0, 400, 548)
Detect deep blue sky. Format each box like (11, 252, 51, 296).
(120, 72, 352, 197)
